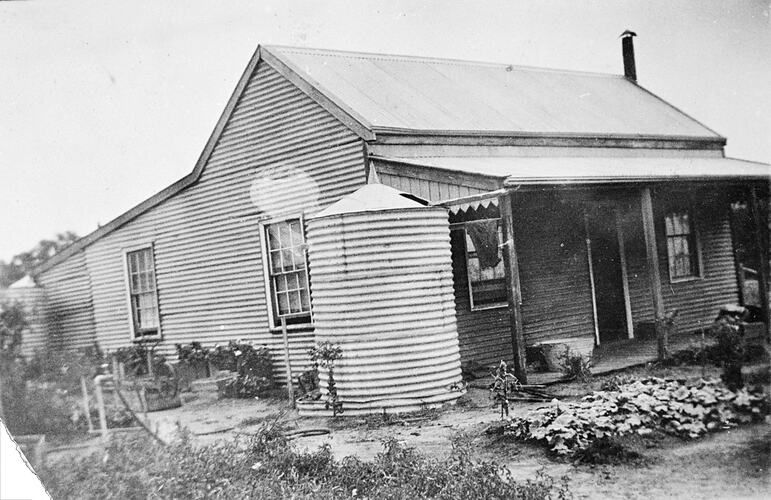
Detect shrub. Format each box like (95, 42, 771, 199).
(713, 320, 745, 390)
(175, 341, 209, 364)
(221, 342, 274, 398)
(505, 377, 769, 458)
(40, 418, 572, 500)
(559, 349, 592, 382)
(24, 344, 105, 390)
(112, 344, 167, 378)
(308, 341, 343, 415)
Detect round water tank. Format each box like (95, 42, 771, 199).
(303, 184, 463, 415)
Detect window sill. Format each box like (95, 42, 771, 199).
(269, 323, 314, 334)
(669, 275, 703, 284)
(470, 302, 509, 312)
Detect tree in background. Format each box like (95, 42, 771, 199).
(0, 299, 29, 419)
(0, 231, 79, 287)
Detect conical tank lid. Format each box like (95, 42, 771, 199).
(8, 275, 37, 288)
(311, 184, 429, 218)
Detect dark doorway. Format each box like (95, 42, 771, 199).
(587, 206, 628, 343)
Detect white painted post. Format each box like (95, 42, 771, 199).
(281, 317, 295, 407)
(80, 376, 94, 433)
(94, 376, 109, 442)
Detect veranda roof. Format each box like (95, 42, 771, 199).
(374, 156, 769, 186)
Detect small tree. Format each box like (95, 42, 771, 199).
(309, 342, 343, 415)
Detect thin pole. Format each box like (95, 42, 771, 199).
(281, 317, 295, 407)
(584, 210, 601, 346)
(80, 376, 94, 433)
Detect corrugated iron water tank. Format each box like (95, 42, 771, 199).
(300, 183, 463, 416)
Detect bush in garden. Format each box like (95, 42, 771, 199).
(712, 319, 745, 390)
(24, 343, 105, 390)
(559, 349, 592, 382)
(39, 417, 572, 500)
(221, 342, 274, 398)
(505, 377, 769, 458)
(308, 341, 343, 415)
(113, 344, 168, 378)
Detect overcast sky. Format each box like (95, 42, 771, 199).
(1, 0, 769, 261)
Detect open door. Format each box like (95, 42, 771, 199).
(586, 205, 632, 344)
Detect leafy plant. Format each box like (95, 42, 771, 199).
(489, 360, 521, 419)
(308, 342, 343, 415)
(559, 349, 592, 382)
(712, 319, 745, 390)
(221, 342, 274, 398)
(39, 418, 572, 500)
(113, 344, 167, 378)
(505, 377, 770, 458)
(175, 341, 209, 364)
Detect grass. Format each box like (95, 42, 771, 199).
(40, 416, 572, 500)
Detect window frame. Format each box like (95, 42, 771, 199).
(122, 243, 162, 341)
(663, 206, 703, 283)
(259, 214, 313, 331)
(452, 218, 509, 311)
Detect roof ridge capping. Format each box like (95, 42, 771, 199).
(264, 44, 625, 80)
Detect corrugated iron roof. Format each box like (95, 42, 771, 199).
(266, 45, 722, 140)
(373, 156, 770, 185)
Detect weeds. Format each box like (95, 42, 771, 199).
(40, 422, 572, 499)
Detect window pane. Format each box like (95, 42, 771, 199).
(290, 221, 304, 246)
(665, 215, 674, 236)
(268, 225, 280, 250)
(279, 224, 291, 249)
(289, 291, 301, 314)
(277, 292, 289, 315)
(464, 221, 507, 308)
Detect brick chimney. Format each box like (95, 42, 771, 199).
(620, 30, 637, 82)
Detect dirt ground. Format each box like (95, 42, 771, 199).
(46, 366, 770, 499)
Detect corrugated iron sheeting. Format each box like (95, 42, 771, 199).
(36, 250, 97, 351)
(268, 46, 720, 138)
(306, 208, 463, 414)
(375, 157, 769, 184)
(0, 286, 49, 357)
(44, 61, 365, 383)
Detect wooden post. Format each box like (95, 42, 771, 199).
(500, 192, 528, 383)
(280, 317, 296, 407)
(748, 186, 770, 342)
(583, 210, 601, 346)
(80, 376, 94, 433)
(94, 377, 109, 443)
(640, 187, 667, 360)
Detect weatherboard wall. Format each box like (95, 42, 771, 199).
(36, 250, 97, 352)
(43, 60, 366, 381)
(654, 187, 740, 334)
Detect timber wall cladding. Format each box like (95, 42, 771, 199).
(655, 187, 739, 334)
(36, 250, 97, 351)
(68, 61, 365, 378)
(449, 229, 513, 367)
(513, 194, 595, 347)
